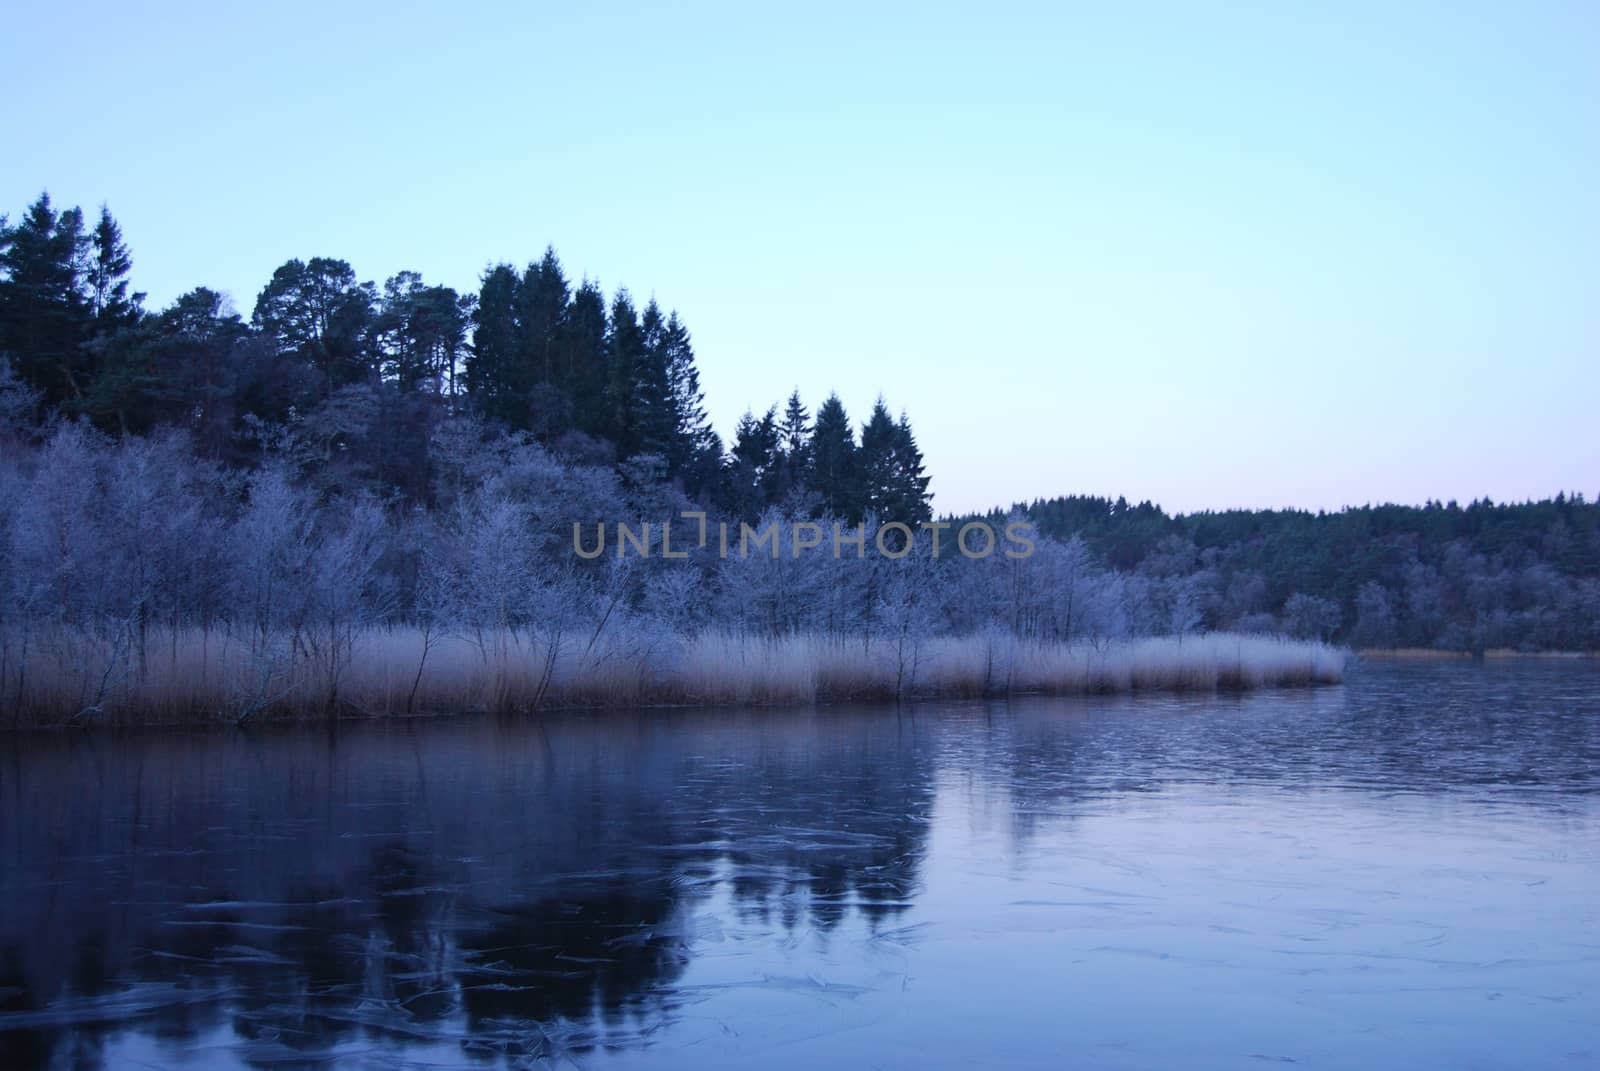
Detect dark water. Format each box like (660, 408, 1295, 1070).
(2, 662, 1597, 1070)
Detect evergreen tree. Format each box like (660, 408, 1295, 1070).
(891, 412, 933, 523)
(81, 323, 157, 436)
(559, 279, 609, 438)
(808, 393, 859, 521)
(374, 272, 470, 396)
(854, 398, 933, 523)
(465, 264, 523, 425)
(681, 423, 726, 505)
(85, 205, 142, 328)
(0, 192, 92, 406)
(252, 257, 376, 399)
(727, 405, 781, 520)
(517, 247, 568, 385)
(516, 247, 570, 436)
(778, 390, 811, 498)
(150, 287, 254, 451)
(661, 311, 716, 486)
(604, 290, 645, 450)
(632, 299, 678, 460)
(859, 397, 900, 520)
(81, 286, 268, 446)
(78, 206, 150, 433)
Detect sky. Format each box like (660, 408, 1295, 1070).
(5, 1, 1596, 515)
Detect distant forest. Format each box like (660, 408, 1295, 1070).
(986, 495, 1600, 653)
(2, 192, 1596, 656)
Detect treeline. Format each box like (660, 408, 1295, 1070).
(4, 191, 1219, 722)
(1, 191, 1594, 662)
(3, 419, 1342, 722)
(987, 494, 1600, 652)
(0, 193, 928, 523)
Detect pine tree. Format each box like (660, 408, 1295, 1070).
(375, 272, 469, 395)
(559, 279, 609, 438)
(859, 397, 900, 520)
(78, 205, 150, 433)
(778, 389, 811, 498)
(639, 308, 719, 496)
(85, 206, 142, 328)
(513, 247, 571, 437)
(681, 423, 726, 504)
(891, 411, 932, 523)
(728, 405, 781, 520)
(252, 257, 376, 399)
(85, 286, 251, 440)
(604, 290, 646, 450)
(465, 264, 523, 425)
(154, 287, 252, 451)
(632, 299, 678, 460)
(517, 247, 568, 386)
(662, 313, 710, 464)
(808, 393, 859, 521)
(0, 192, 92, 406)
(847, 399, 932, 523)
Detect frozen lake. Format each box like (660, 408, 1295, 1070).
(1, 660, 1596, 1069)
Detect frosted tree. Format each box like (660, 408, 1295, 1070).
(432, 489, 538, 653)
(10, 424, 110, 626)
(298, 495, 393, 710)
(873, 543, 942, 698)
(1282, 593, 1342, 642)
(1168, 579, 1205, 638)
(642, 567, 706, 636)
(1351, 582, 1397, 648)
(0, 358, 42, 439)
(97, 432, 230, 675)
(0, 451, 26, 711)
(230, 464, 317, 646)
(526, 560, 599, 712)
(225, 464, 322, 720)
(716, 508, 829, 637)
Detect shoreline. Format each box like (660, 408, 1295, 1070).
(1358, 648, 1599, 660)
(0, 631, 1346, 730)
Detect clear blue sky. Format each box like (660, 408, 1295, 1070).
(6, 1, 1596, 514)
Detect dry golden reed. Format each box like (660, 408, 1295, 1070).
(0, 628, 1346, 728)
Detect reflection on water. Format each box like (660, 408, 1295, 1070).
(1, 661, 1597, 1070)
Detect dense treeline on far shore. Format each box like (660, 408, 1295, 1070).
(984, 491, 1600, 654)
(0, 190, 1590, 725)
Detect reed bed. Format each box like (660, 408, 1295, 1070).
(0, 627, 1346, 728)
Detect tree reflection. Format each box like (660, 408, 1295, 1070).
(0, 706, 935, 1069)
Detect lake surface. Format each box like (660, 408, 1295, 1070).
(1, 661, 1597, 1070)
